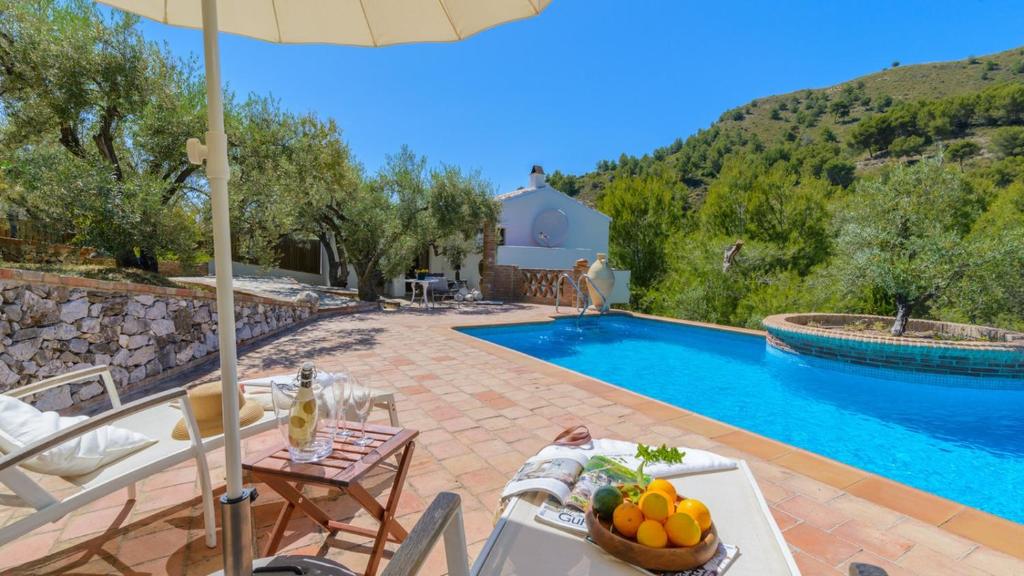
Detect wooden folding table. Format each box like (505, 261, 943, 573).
(243, 423, 418, 576)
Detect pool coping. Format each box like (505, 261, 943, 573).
(447, 310, 1024, 560)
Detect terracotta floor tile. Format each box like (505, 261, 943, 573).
(456, 467, 508, 495)
(439, 453, 488, 476)
(896, 544, 991, 576)
(114, 528, 188, 567)
(962, 545, 1024, 575)
(832, 519, 914, 561)
(791, 549, 845, 576)
(0, 531, 59, 570)
(825, 493, 906, 531)
(716, 430, 793, 461)
(784, 522, 861, 566)
(888, 518, 977, 559)
(776, 494, 851, 530)
(846, 477, 963, 527)
(772, 450, 867, 489)
(845, 550, 919, 576)
(941, 507, 1024, 560)
(772, 508, 800, 532)
(669, 414, 735, 438)
(61, 505, 133, 541)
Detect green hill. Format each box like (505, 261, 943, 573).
(554, 45, 1024, 205)
(557, 44, 1024, 334)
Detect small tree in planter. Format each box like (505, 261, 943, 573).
(832, 160, 984, 336)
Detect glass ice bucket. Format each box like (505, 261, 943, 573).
(271, 371, 338, 463)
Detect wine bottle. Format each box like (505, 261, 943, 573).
(288, 362, 319, 449)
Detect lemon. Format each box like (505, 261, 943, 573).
(612, 501, 643, 538)
(664, 512, 701, 547)
(647, 478, 677, 502)
(676, 498, 712, 532)
(636, 519, 668, 548)
(638, 490, 673, 523)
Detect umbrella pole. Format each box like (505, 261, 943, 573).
(191, 0, 254, 574)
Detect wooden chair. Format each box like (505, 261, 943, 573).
(237, 492, 469, 576)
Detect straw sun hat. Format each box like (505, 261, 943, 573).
(171, 381, 264, 441)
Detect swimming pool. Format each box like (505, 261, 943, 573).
(460, 315, 1024, 523)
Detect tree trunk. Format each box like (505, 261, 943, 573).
(115, 249, 140, 269)
(891, 296, 912, 336)
(138, 248, 159, 273)
(354, 263, 385, 302)
(316, 232, 346, 287)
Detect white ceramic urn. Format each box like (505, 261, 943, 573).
(586, 253, 615, 309)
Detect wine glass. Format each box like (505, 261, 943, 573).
(349, 380, 373, 447)
(333, 371, 353, 439)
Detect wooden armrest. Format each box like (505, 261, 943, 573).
(850, 563, 888, 576)
(382, 492, 467, 576)
(9, 365, 122, 407)
(0, 387, 187, 472)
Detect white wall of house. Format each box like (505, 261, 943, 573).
(497, 187, 610, 252)
(428, 251, 483, 289)
(496, 246, 598, 270)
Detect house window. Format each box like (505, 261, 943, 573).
(497, 227, 507, 246)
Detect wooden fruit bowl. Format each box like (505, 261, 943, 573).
(586, 507, 718, 572)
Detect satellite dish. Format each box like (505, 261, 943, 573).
(532, 208, 569, 247)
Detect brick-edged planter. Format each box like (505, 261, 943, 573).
(762, 313, 1024, 380)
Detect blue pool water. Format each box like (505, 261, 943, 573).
(460, 315, 1024, 523)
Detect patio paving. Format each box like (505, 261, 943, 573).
(1, 304, 1022, 575)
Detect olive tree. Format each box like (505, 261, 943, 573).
(0, 0, 206, 270)
(832, 160, 984, 335)
(327, 148, 498, 301)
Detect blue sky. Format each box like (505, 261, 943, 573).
(134, 0, 1024, 193)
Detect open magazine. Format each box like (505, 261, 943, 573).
(500, 443, 642, 511)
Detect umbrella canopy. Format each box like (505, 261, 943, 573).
(95, 1, 552, 574)
(99, 0, 551, 45)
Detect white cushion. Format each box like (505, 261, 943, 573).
(0, 395, 157, 477)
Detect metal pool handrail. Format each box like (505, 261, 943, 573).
(556, 273, 610, 319)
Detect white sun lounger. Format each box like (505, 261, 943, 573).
(0, 367, 398, 549)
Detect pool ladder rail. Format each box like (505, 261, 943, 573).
(555, 273, 610, 320)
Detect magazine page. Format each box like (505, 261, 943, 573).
(535, 498, 589, 535)
(500, 444, 590, 504)
(566, 454, 645, 511)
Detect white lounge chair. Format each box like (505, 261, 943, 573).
(0, 366, 224, 547)
(0, 367, 399, 550)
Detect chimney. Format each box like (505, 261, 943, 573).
(529, 164, 546, 188)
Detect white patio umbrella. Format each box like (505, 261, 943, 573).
(94, 1, 552, 574)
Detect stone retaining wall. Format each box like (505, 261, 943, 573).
(0, 268, 316, 410)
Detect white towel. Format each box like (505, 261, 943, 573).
(532, 438, 737, 477)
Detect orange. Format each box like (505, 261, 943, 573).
(638, 490, 673, 523)
(636, 519, 668, 548)
(647, 478, 677, 502)
(612, 501, 643, 538)
(664, 512, 701, 547)
(676, 498, 712, 532)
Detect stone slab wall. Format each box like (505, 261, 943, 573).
(0, 268, 316, 410)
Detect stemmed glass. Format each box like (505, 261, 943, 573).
(332, 372, 353, 439)
(350, 379, 373, 447)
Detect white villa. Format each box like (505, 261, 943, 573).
(230, 166, 630, 305)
